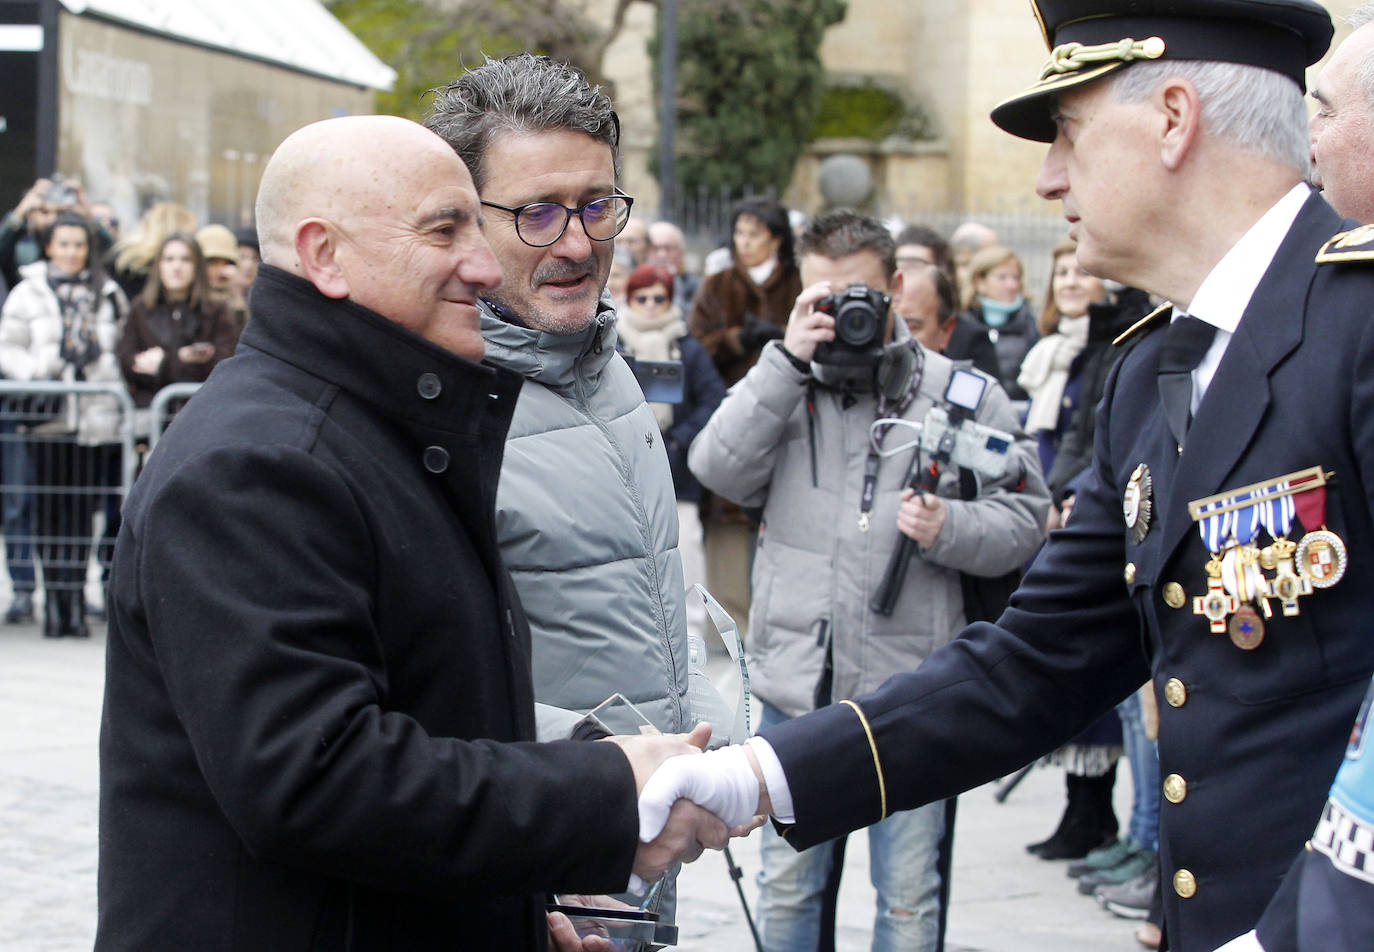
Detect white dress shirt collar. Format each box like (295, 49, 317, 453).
(1174, 183, 1311, 412)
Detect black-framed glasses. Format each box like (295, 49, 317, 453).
(480, 193, 634, 248)
(633, 293, 669, 306)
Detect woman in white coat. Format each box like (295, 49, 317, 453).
(0, 211, 126, 636)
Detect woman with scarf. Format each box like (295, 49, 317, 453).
(0, 211, 127, 637)
(961, 244, 1038, 400)
(118, 232, 239, 412)
(1019, 237, 1103, 483)
(619, 264, 725, 641)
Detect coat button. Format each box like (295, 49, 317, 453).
(417, 373, 442, 400)
(1162, 582, 1186, 609)
(1165, 678, 1187, 707)
(423, 445, 450, 473)
(1173, 868, 1197, 898)
(1163, 773, 1188, 804)
(1124, 562, 1136, 584)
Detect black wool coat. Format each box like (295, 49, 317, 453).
(97, 266, 639, 951)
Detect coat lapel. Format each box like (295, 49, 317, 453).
(1158, 194, 1339, 564)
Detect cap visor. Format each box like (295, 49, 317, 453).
(990, 62, 1125, 142)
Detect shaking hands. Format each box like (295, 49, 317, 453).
(607, 723, 773, 886)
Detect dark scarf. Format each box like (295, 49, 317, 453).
(48, 269, 101, 375)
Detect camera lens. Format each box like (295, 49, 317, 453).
(834, 299, 881, 348)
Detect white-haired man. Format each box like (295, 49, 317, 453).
(1310, 3, 1374, 224)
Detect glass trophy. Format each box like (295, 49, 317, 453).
(687, 583, 751, 748)
(545, 587, 750, 948)
(581, 692, 654, 738)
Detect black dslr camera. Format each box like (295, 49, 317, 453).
(813, 284, 891, 365)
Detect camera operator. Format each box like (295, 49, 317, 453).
(688, 210, 1048, 952)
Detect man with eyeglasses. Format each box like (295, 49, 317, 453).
(425, 54, 723, 929)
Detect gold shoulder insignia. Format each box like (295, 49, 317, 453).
(1112, 302, 1172, 346)
(1316, 225, 1374, 264)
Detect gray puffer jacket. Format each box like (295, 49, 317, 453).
(689, 336, 1050, 718)
(479, 299, 692, 739)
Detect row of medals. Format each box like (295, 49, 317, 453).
(1123, 463, 1349, 651)
(1193, 529, 1347, 650)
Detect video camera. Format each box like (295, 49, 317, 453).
(870, 367, 1019, 615)
(813, 283, 891, 366)
(917, 370, 1013, 481)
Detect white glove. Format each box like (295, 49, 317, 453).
(1211, 932, 1265, 952)
(637, 744, 759, 842)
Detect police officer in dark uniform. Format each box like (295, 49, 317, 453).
(635, 2, 1374, 949)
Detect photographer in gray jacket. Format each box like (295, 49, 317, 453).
(688, 211, 1048, 952)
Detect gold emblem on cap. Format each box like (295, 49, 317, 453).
(1163, 774, 1188, 804)
(1173, 869, 1197, 898)
(1123, 463, 1153, 544)
(1163, 582, 1186, 609)
(1165, 678, 1187, 707)
(1040, 36, 1167, 80)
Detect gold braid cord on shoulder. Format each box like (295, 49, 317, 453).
(840, 700, 888, 822)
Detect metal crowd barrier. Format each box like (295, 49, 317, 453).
(147, 382, 204, 452)
(0, 381, 137, 614)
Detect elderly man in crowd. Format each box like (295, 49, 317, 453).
(96, 114, 726, 952)
(648, 220, 701, 313)
(1310, 3, 1374, 225)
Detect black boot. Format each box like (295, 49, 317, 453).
(61, 589, 89, 638)
(1027, 772, 1081, 855)
(1040, 768, 1118, 859)
(1031, 771, 1117, 859)
(42, 590, 63, 638)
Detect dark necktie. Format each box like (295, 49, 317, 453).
(1157, 316, 1217, 446)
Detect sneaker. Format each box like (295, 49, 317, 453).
(4, 591, 33, 624)
(1068, 837, 1137, 878)
(1077, 848, 1155, 895)
(1097, 868, 1156, 918)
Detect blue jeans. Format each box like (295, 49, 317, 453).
(1116, 689, 1160, 851)
(756, 702, 946, 952)
(0, 418, 34, 591)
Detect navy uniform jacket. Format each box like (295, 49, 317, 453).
(761, 192, 1374, 952)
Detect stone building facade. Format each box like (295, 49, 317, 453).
(601, 0, 1360, 222)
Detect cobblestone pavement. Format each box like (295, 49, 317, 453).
(0, 622, 1146, 951)
(0, 623, 104, 952)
